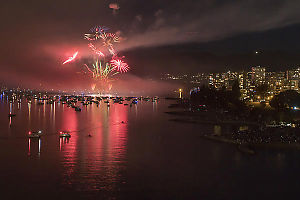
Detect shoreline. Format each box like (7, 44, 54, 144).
(203, 134, 300, 154)
(168, 116, 300, 154)
(169, 117, 259, 126)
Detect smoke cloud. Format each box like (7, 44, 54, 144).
(109, 3, 120, 15)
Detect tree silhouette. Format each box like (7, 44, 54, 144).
(270, 90, 300, 110)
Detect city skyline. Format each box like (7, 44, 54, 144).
(162, 66, 300, 101)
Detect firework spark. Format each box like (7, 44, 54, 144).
(63, 51, 78, 65)
(88, 43, 105, 57)
(100, 33, 120, 43)
(110, 59, 130, 73)
(84, 60, 119, 80)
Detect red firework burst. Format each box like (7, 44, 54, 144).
(110, 59, 130, 73)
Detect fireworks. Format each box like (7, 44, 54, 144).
(90, 26, 109, 33)
(63, 51, 78, 65)
(84, 60, 119, 81)
(84, 26, 109, 41)
(84, 25, 130, 76)
(62, 25, 130, 92)
(110, 59, 130, 73)
(100, 33, 120, 44)
(88, 43, 105, 57)
(85, 27, 120, 57)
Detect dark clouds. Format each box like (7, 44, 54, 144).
(1, 0, 300, 91)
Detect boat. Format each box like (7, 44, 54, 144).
(8, 113, 16, 117)
(28, 130, 42, 138)
(59, 131, 71, 138)
(75, 107, 81, 112)
(132, 99, 138, 104)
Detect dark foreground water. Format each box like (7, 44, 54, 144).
(0, 96, 300, 200)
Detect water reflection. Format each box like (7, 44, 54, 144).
(28, 103, 31, 122)
(60, 137, 70, 151)
(9, 116, 12, 127)
(9, 102, 13, 127)
(58, 103, 128, 192)
(0, 97, 299, 199)
(38, 138, 41, 157)
(61, 106, 78, 187)
(27, 138, 41, 158)
(153, 100, 158, 112)
(28, 138, 30, 156)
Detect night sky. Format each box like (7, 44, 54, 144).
(1, 0, 300, 90)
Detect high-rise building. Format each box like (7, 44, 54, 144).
(251, 66, 265, 85)
(287, 68, 300, 80)
(286, 68, 300, 91)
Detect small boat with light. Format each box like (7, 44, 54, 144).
(28, 130, 42, 138)
(132, 99, 138, 104)
(59, 131, 71, 138)
(8, 113, 16, 117)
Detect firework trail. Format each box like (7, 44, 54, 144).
(84, 60, 119, 81)
(63, 51, 78, 64)
(88, 43, 105, 57)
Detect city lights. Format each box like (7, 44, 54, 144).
(162, 66, 300, 102)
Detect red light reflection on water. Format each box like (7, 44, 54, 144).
(59, 137, 62, 151)
(101, 104, 128, 191)
(9, 102, 12, 127)
(27, 137, 41, 158)
(60, 107, 78, 184)
(28, 138, 31, 156)
(108, 104, 128, 162)
(59, 103, 128, 192)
